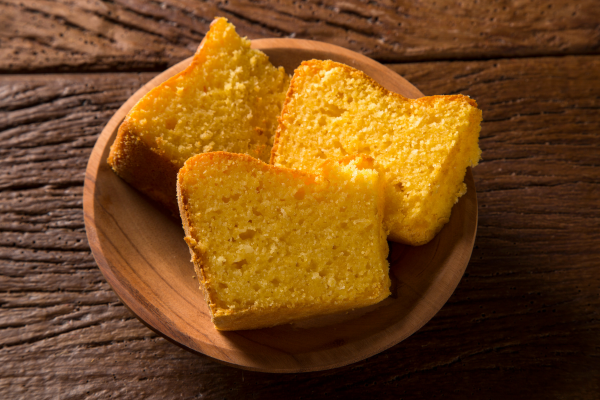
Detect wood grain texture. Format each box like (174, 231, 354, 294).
(1, 54, 599, 396)
(2, 0, 600, 72)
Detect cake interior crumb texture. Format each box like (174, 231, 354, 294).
(272, 60, 482, 246)
(107, 17, 290, 213)
(123, 17, 289, 164)
(178, 152, 390, 331)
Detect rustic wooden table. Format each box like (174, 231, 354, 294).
(1, 1, 599, 398)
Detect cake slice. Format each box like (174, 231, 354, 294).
(108, 18, 290, 214)
(177, 152, 390, 331)
(271, 60, 482, 246)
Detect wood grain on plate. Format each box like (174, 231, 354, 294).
(82, 39, 477, 372)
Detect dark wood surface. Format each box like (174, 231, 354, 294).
(1, 0, 599, 398)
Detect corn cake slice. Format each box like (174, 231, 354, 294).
(271, 60, 482, 246)
(108, 17, 290, 214)
(177, 152, 390, 331)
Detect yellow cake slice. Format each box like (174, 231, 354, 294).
(271, 60, 482, 245)
(177, 152, 390, 331)
(108, 18, 290, 214)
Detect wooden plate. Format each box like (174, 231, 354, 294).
(83, 39, 478, 373)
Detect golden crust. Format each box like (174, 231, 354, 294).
(108, 119, 180, 215)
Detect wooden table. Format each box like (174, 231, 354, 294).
(1, 1, 598, 398)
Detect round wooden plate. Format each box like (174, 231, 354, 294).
(83, 39, 478, 373)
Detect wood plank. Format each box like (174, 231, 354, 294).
(2, 0, 600, 72)
(1, 56, 599, 397)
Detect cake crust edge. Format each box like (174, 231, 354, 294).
(108, 119, 180, 215)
